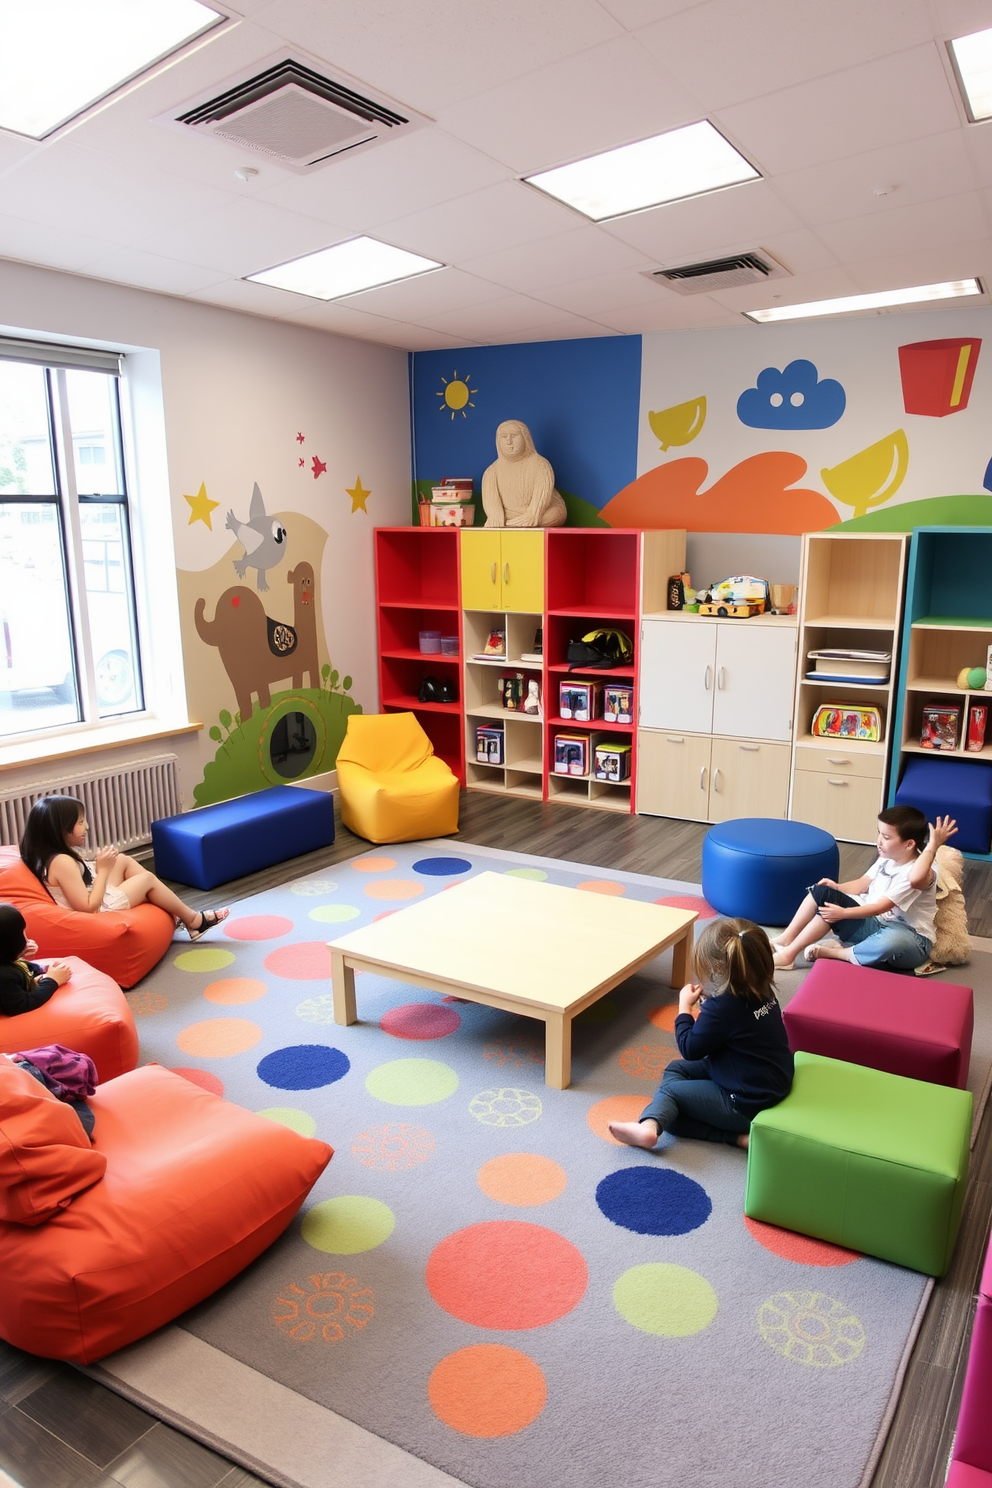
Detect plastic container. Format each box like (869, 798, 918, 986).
(419, 630, 442, 654)
(440, 636, 459, 656)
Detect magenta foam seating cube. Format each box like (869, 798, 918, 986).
(949, 1239, 992, 1480)
(782, 959, 973, 1089)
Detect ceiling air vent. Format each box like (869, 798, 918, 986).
(163, 54, 429, 173)
(646, 251, 790, 296)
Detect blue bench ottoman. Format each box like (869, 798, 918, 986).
(152, 786, 335, 890)
(702, 818, 839, 926)
(895, 755, 992, 855)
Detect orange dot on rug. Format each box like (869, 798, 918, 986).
(264, 942, 333, 980)
(586, 1095, 647, 1143)
(477, 1154, 568, 1207)
(619, 1044, 675, 1080)
(577, 879, 625, 895)
(648, 1004, 678, 1033)
(744, 1216, 860, 1266)
(204, 977, 268, 1005)
(176, 1018, 263, 1057)
(223, 915, 294, 941)
(363, 879, 424, 901)
(654, 893, 716, 918)
(429, 1344, 547, 1438)
(169, 1067, 224, 1096)
(426, 1220, 586, 1329)
(352, 856, 397, 873)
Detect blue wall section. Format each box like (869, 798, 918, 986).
(410, 336, 641, 513)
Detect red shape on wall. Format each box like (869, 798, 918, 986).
(600, 452, 837, 534)
(898, 338, 981, 417)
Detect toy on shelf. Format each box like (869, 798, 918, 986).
(594, 742, 632, 783)
(955, 665, 988, 691)
(966, 702, 988, 753)
(559, 680, 601, 722)
(476, 725, 504, 764)
(500, 672, 525, 710)
(921, 703, 962, 751)
(697, 575, 769, 618)
(769, 584, 796, 615)
(522, 679, 542, 717)
(554, 734, 589, 776)
(604, 685, 634, 724)
(811, 705, 881, 741)
(473, 628, 506, 660)
(667, 572, 691, 610)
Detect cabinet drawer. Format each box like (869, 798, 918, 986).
(791, 769, 883, 844)
(793, 745, 884, 781)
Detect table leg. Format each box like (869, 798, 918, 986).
(545, 1013, 571, 1090)
(670, 925, 694, 989)
(331, 953, 357, 1025)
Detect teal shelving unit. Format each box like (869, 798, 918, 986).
(888, 526, 992, 861)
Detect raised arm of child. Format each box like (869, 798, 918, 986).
(908, 815, 958, 891)
(46, 846, 117, 914)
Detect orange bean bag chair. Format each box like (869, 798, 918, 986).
(0, 957, 138, 1083)
(0, 847, 174, 988)
(0, 1059, 333, 1363)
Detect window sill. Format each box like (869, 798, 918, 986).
(0, 717, 203, 774)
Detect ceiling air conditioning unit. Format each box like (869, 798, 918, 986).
(162, 54, 430, 173)
(646, 251, 790, 295)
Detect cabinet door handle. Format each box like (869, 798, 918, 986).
(704, 665, 712, 690)
(717, 666, 726, 690)
(503, 562, 509, 584)
(713, 767, 722, 791)
(739, 744, 759, 752)
(699, 766, 708, 790)
(490, 561, 497, 584)
(827, 757, 849, 765)
(667, 736, 685, 744)
(827, 778, 848, 787)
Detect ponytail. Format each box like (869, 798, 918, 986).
(692, 917, 775, 1005)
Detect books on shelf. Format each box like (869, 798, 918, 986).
(806, 648, 891, 683)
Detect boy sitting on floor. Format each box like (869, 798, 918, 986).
(770, 807, 957, 972)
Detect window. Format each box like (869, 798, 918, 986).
(0, 341, 143, 740)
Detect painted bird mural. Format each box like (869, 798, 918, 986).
(226, 482, 288, 591)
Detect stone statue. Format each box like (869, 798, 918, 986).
(481, 420, 567, 529)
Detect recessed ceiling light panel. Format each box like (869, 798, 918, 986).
(0, 0, 226, 140)
(949, 26, 992, 122)
(247, 237, 443, 301)
(524, 120, 760, 221)
(745, 279, 984, 324)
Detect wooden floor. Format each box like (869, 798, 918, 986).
(1, 792, 990, 1488)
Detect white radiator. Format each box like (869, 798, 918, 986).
(0, 754, 181, 852)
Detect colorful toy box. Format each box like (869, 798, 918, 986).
(559, 681, 601, 722)
(811, 705, 881, 741)
(476, 725, 504, 765)
(594, 742, 632, 782)
(554, 733, 589, 776)
(604, 685, 633, 724)
(921, 703, 962, 751)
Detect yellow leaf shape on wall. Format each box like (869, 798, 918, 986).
(820, 430, 909, 521)
(648, 396, 706, 451)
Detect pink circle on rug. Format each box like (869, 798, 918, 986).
(176, 1018, 263, 1057)
(654, 893, 716, 918)
(224, 915, 294, 941)
(264, 941, 333, 980)
(426, 1221, 587, 1329)
(204, 977, 268, 1005)
(577, 880, 625, 896)
(381, 1003, 461, 1040)
(352, 856, 398, 873)
(744, 1216, 860, 1266)
(373, 911, 397, 922)
(170, 1067, 224, 1097)
(364, 879, 424, 901)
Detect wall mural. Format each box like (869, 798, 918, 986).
(178, 506, 361, 807)
(648, 396, 706, 451)
(736, 359, 846, 430)
(601, 452, 835, 533)
(898, 338, 980, 417)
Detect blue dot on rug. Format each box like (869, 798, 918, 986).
(257, 1044, 350, 1090)
(596, 1167, 712, 1236)
(412, 857, 473, 876)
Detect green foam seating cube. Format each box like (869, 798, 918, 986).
(745, 1052, 972, 1277)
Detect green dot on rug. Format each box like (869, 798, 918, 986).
(308, 903, 361, 923)
(504, 867, 547, 881)
(613, 1263, 718, 1337)
(174, 947, 236, 972)
(366, 1059, 459, 1106)
(258, 1107, 317, 1137)
(303, 1196, 396, 1254)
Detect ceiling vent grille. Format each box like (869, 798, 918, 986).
(166, 55, 428, 173)
(647, 251, 790, 295)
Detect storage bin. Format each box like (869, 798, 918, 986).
(419, 630, 442, 654)
(440, 635, 459, 656)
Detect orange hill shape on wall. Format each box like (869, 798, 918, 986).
(601, 453, 837, 534)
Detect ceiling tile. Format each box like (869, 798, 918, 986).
(599, 179, 801, 261)
(815, 189, 989, 262)
(597, 294, 740, 331)
(597, 0, 711, 29)
(717, 45, 962, 176)
(771, 130, 976, 225)
(459, 226, 651, 294)
(81, 249, 229, 296)
(705, 264, 860, 312)
(133, 197, 351, 277)
(842, 239, 992, 292)
(434, 35, 700, 174)
(0, 134, 39, 177)
(412, 293, 577, 340)
(376, 179, 580, 263)
(520, 266, 667, 315)
(0, 214, 114, 273)
(481, 314, 618, 344)
(634, 0, 933, 110)
(750, 227, 841, 273)
(963, 125, 992, 189)
(335, 268, 508, 319)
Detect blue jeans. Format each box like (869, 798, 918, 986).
(808, 884, 931, 971)
(640, 1059, 752, 1146)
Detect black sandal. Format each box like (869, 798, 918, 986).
(186, 908, 229, 941)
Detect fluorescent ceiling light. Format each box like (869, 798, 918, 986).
(949, 26, 992, 122)
(525, 120, 759, 221)
(745, 279, 984, 324)
(0, 0, 224, 139)
(247, 237, 443, 300)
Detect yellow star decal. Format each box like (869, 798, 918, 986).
(184, 482, 219, 529)
(347, 476, 371, 514)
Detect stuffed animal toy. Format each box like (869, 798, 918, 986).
(915, 845, 970, 975)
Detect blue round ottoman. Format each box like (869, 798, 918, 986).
(702, 819, 840, 926)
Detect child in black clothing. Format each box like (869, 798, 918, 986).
(0, 903, 72, 1017)
(609, 916, 793, 1153)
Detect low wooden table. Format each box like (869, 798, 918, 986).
(327, 871, 697, 1089)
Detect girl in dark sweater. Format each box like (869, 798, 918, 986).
(0, 904, 72, 1017)
(609, 917, 793, 1152)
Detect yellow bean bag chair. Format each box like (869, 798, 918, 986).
(336, 713, 460, 844)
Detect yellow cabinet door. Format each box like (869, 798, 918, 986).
(500, 530, 545, 613)
(460, 530, 502, 609)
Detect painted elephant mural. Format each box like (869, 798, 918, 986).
(194, 561, 320, 718)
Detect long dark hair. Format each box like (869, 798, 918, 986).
(20, 796, 92, 889)
(692, 917, 776, 1006)
(0, 903, 27, 964)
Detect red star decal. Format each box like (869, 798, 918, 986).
(311, 455, 327, 479)
(296, 431, 305, 444)
(298, 457, 304, 467)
